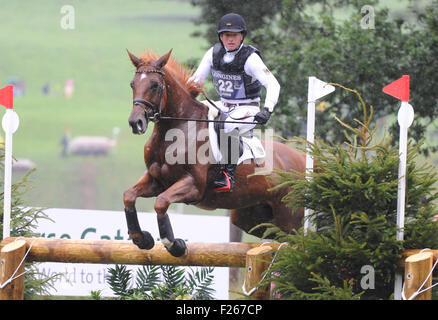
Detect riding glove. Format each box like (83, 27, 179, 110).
(254, 108, 272, 125)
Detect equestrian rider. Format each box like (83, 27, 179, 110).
(190, 13, 280, 192)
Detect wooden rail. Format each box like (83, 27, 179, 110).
(0, 237, 280, 300)
(1, 237, 435, 300)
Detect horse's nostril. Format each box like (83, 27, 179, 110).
(137, 120, 143, 132)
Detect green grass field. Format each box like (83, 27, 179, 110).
(0, 0, 215, 213)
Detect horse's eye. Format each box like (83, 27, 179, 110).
(150, 82, 159, 91)
(130, 81, 134, 89)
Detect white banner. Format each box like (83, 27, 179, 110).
(33, 208, 230, 299)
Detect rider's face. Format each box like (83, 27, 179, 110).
(220, 32, 244, 51)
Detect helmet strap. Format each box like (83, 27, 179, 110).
(226, 42, 243, 53)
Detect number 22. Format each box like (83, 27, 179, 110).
(218, 80, 234, 93)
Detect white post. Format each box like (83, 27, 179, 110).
(393, 101, 414, 300)
(2, 109, 19, 239)
(396, 101, 414, 241)
(304, 78, 316, 233)
(304, 77, 335, 234)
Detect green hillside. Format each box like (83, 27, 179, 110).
(0, 0, 213, 213)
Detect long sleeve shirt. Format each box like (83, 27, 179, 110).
(190, 45, 280, 112)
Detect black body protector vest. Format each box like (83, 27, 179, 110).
(211, 43, 263, 100)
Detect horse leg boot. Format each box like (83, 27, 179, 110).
(154, 175, 203, 257)
(123, 172, 163, 250)
(157, 213, 187, 257)
(125, 208, 155, 250)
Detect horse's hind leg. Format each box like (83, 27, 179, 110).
(123, 171, 162, 250)
(273, 200, 303, 234)
(230, 204, 274, 238)
(231, 201, 303, 238)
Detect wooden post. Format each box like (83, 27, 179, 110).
(228, 213, 243, 299)
(0, 239, 26, 300)
(404, 251, 433, 300)
(244, 245, 274, 300)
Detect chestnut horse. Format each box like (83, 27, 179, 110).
(123, 49, 305, 257)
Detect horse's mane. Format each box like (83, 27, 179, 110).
(139, 51, 203, 99)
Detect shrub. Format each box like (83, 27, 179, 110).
(261, 85, 438, 299)
(0, 145, 54, 299)
(106, 264, 215, 300)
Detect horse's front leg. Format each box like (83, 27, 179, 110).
(154, 175, 203, 257)
(123, 171, 162, 250)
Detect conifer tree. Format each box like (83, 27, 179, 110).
(259, 85, 438, 299)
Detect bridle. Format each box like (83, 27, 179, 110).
(133, 67, 167, 123)
(132, 66, 259, 125)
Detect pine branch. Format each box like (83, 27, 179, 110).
(161, 265, 186, 299)
(188, 267, 215, 300)
(135, 265, 160, 293)
(107, 264, 133, 299)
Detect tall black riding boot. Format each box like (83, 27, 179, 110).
(212, 128, 241, 192)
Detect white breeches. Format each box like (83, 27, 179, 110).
(215, 101, 260, 134)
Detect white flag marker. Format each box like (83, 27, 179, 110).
(304, 77, 335, 233)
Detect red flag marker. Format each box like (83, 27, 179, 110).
(382, 75, 410, 102)
(0, 85, 14, 109)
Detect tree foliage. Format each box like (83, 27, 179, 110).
(191, 0, 438, 155)
(190, 0, 282, 46)
(257, 85, 438, 299)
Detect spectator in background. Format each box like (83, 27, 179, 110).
(42, 82, 50, 95)
(64, 78, 74, 98)
(60, 126, 71, 157)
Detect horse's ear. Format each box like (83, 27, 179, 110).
(127, 49, 142, 68)
(156, 49, 173, 69)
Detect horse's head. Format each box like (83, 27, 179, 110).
(127, 49, 172, 134)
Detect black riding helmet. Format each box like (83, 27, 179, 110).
(217, 13, 247, 51)
(217, 13, 247, 35)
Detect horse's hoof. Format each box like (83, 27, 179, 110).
(166, 238, 187, 257)
(132, 231, 155, 250)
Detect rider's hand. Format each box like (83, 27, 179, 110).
(254, 108, 272, 125)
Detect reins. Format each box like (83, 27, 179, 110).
(133, 67, 260, 125)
